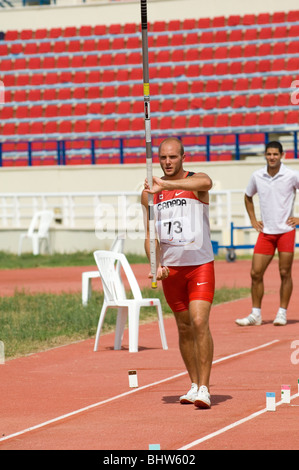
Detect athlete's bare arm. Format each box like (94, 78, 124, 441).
(244, 194, 264, 232)
(141, 189, 169, 281)
(144, 172, 212, 203)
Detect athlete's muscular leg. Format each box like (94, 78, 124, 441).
(174, 309, 199, 385)
(174, 300, 213, 390)
(189, 300, 213, 390)
(278, 251, 294, 308)
(250, 253, 273, 308)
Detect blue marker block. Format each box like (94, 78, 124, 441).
(149, 444, 160, 450)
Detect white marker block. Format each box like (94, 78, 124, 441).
(266, 392, 276, 411)
(128, 370, 138, 388)
(281, 385, 291, 403)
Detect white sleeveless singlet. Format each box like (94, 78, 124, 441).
(153, 174, 214, 267)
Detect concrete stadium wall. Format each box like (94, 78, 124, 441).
(1, 158, 299, 195)
(1, 0, 299, 254)
(1, 158, 299, 256)
(1, 0, 298, 31)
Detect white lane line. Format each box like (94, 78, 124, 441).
(213, 339, 280, 364)
(0, 339, 279, 444)
(179, 391, 299, 450)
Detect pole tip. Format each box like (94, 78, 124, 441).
(151, 281, 157, 289)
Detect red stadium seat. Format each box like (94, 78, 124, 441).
(242, 14, 256, 25)
(30, 122, 44, 135)
(59, 120, 73, 134)
(261, 94, 276, 107)
(102, 102, 117, 115)
(173, 116, 187, 129)
(215, 114, 229, 127)
(63, 26, 77, 37)
(73, 103, 88, 116)
(276, 93, 292, 106)
(232, 95, 247, 108)
(49, 27, 62, 38)
(174, 98, 189, 112)
(272, 111, 285, 125)
(214, 30, 228, 42)
(168, 20, 181, 31)
(159, 116, 173, 129)
(272, 42, 287, 56)
(264, 76, 279, 89)
(243, 113, 257, 127)
(73, 120, 88, 134)
(230, 114, 243, 127)
(88, 120, 102, 133)
(131, 118, 144, 131)
(87, 86, 101, 100)
(287, 10, 299, 22)
(59, 104, 73, 117)
(68, 40, 81, 53)
(176, 81, 189, 94)
(111, 36, 126, 50)
(79, 25, 93, 36)
(17, 122, 30, 135)
(152, 20, 167, 32)
(285, 111, 299, 124)
(185, 33, 199, 45)
(202, 115, 215, 127)
(53, 41, 67, 53)
(57, 88, 72, 101)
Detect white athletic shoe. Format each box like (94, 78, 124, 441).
(180, 383, 198, 404)
(235, 312, 262, 326)
(273, 311, 287, 326)
(194, 385, 211, 409)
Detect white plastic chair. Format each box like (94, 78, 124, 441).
(81, 235, 125, 306)
(18, 210, 54, 256)
(93, 250, 168, 353)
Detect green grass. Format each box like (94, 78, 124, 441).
(0, 250, 255, 270)
(0, 286, 250, 360)
(0, 250, 250, 359)
(0, 251, 149, 269)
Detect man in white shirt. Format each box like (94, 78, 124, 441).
(236, 141, 299, 327)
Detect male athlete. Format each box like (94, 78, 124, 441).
(236, 141, 299, 327)
(141, 137, 215, 408)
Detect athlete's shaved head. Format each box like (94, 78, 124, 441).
(158, 137, 185, 157)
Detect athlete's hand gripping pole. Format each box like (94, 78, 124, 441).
(140, 0, 157, 288)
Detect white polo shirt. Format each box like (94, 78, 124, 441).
(245, 163, 299, 234)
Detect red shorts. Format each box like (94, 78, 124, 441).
(254, 230, 296, 256)
(162, 261, 215, 313)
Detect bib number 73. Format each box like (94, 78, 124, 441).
(163, 220, 183, 235)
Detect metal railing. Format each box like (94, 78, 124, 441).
(0, 189, 261, 230)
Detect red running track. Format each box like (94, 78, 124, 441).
(0, 260, 298, 450)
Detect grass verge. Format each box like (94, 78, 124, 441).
(0, 251, 148, 269)
(0, 286, 250, 360)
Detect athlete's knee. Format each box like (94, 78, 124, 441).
(279, 266, 292, 281)
(250, 268, 264, 283)
(175, 312, 193, 338)
(190, 314, 210, 337)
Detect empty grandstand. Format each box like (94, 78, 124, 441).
(0, 0, 299, 255)
(0, 1, 299, 166)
